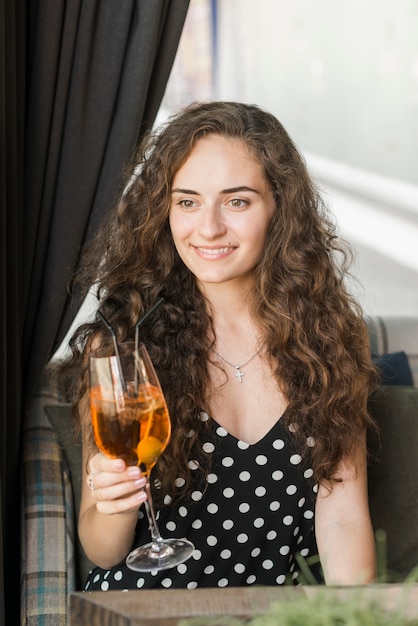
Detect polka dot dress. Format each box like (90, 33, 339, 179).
(84, 415, 319, 591)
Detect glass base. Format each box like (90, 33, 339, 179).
(125, 538, 195, 572)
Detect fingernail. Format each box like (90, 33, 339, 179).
(136, 491, 147, 502)
(127, 466, 141, 478)
(114, 460, 125, 470)
(134, 478, 146, 487)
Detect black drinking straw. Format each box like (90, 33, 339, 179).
(96, 309, 127, 393)
(134, 297, 165, 354)
(134, 297, 164, 393)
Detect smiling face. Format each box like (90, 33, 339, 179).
(169, 135, 276, 294)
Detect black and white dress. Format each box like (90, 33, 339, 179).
(84, 413, 319, 591)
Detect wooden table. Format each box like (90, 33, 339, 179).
(70, 584, 418, 625)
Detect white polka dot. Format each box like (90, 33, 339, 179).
(192, 519, 203, 529)
(239, 471, 251, 482)
(188, 460, 199, 470)
(175, 477, 186, 487)
(307, 436, 315, 447)
(300, 548, 310, 557)
(200, 412, 209, 421)
(216, 426, 228, 436)
(192, 550, 202, 560)
(269, 501, 281, 511)
(202, 442, 215, 453)
(304, 510, 314, 519)
(223, 519, 234, 530)
(136, 578, 145, 588)
(298, 498, 306, 508)
(255, 486, 266, 497)
(150, 569, 158, 576)
(164, 495, 172, 505)
(246, 575, 257, 584)
(207, 502, 219, 514)
(283, 515, 294, 526)
(266, 530, 277, 540)
(237, 440, 250, 450)
(237, 533, 248, 543)
(293, 526, 300, 536)
(313, 484, 318, 493)
(292, 572, 299, 580)
(255, 454, 268, 465)
(204, 565, 215, 574)
(186, 430, 194, 438)
(262, 559, 274, 570)
(280, 545, 290, 555)
(114, 570, 123, 581)
(222, 456, 234, 467)
(220, 549, 232, 559)
(297, 536, 303, 545)
(166, 521, 176, 531)
(304, 468, 313, 479)
(103, 570, 110, 579)
(207, 535, 218, 546)
(218, 578, 228, 587)
(187, 581, 198, 589)
(179, 506, 188, 517)
(276, 574, 286, 584)
(251, 547, 261, 557)
(101, 580, 109, 591)
(273, 438, 285, 450)
(272, 470, 284, 481)
(234, 563, 246, 574)
(207, 473, 218, 484)
(161, 578, 172, 588)
(191, 490, 203, 501)
(290, 454, 302, 465)
(288, 423, 298, 432)
(93, 574, 100, 583)
(239, 502, 250, 513)
(177, 564, 187, 574)
(254, 517, 265, 528)
(223, 487, 234, 498)
(286, 485, 297, 495)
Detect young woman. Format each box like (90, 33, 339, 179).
(63, 101, 378, 591)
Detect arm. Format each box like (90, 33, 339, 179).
(315, 432, 376, 585)
(78, 397, 148, 569)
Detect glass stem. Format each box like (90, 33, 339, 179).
(144, 479, 165, 553)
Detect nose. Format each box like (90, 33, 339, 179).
(198, 205, 227, 239)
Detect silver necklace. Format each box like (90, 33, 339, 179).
(211, 341, 265, 383)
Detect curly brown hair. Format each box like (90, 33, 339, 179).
(61, 101, 378, 500)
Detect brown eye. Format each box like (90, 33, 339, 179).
(229, 198, 247, 208)
(179, 199, 195, 208)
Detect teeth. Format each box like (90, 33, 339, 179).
(197, 247, 232, 255)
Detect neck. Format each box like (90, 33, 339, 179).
(200, 281, 253, 322)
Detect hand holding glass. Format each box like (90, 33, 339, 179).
(89, 343, 195, 571)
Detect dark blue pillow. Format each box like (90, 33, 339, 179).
(372, 351, 413, 386)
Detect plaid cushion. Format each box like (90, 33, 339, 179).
(21, 370, 76, 626)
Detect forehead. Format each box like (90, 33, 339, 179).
(173, 135, 266, 184)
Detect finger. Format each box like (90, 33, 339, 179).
(88, 454, 126, 475)
(96, 485, 148, 515)
(91, 473, 146, 501)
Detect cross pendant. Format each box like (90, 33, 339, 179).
(235, 366, 244, 382)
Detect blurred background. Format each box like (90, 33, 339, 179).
(160, 0, 418, 318)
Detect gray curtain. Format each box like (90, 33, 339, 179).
(1, 1, 189, 622)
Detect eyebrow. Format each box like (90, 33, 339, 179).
(171, 186, 260, 195)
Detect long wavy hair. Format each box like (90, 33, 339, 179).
(61, 101, 378, 501)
